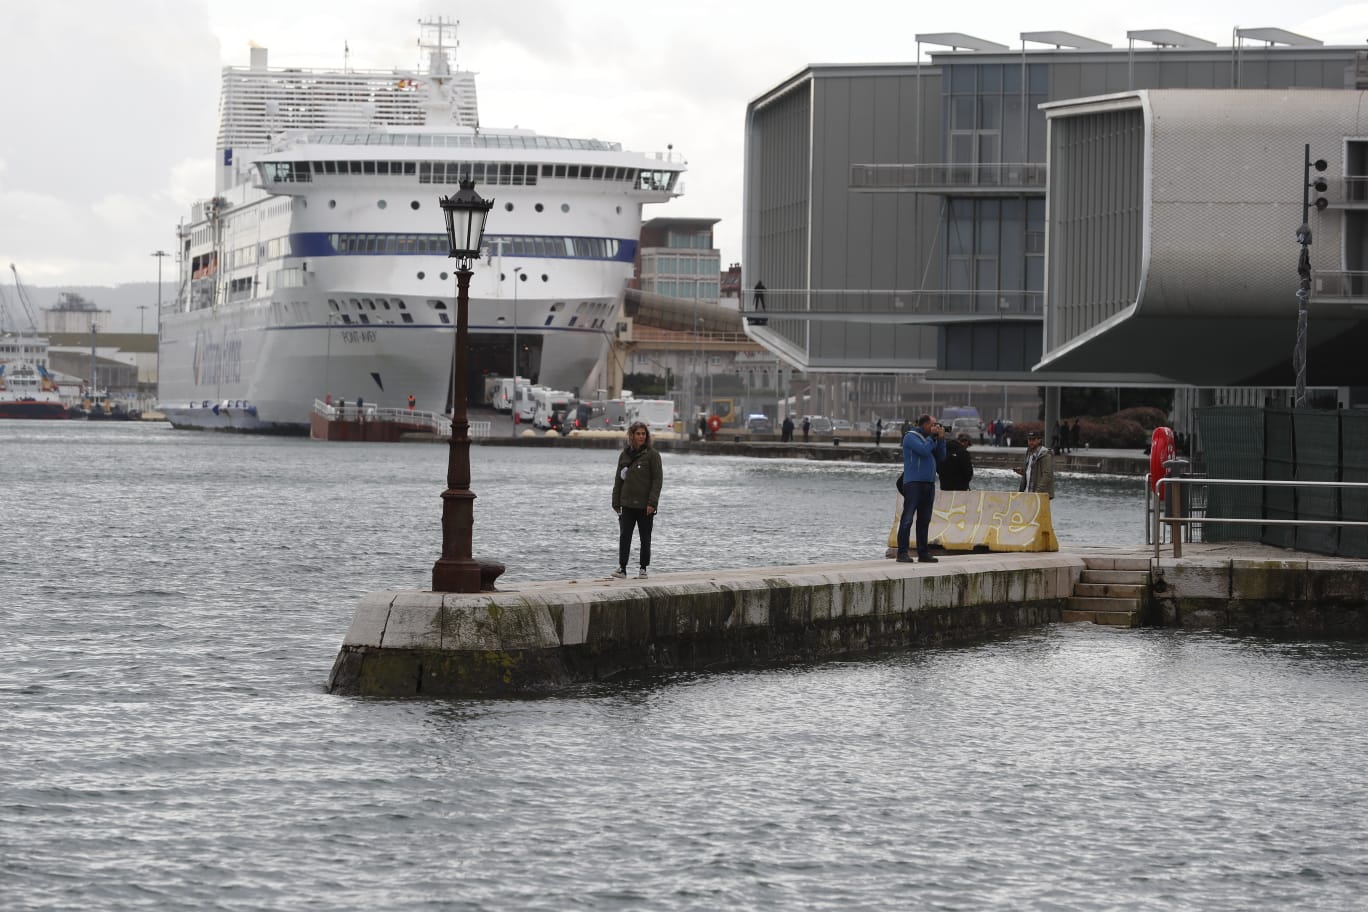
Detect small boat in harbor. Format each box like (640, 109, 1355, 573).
(0, 360, 69, 420)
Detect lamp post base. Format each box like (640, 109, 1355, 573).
(432, 558, 506, 593)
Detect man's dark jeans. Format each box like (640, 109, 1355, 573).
(896, 481, 936, 557)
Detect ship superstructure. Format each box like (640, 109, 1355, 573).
(160, 19, 684, 432)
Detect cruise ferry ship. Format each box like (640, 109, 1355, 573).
(159, 19, 684, 433)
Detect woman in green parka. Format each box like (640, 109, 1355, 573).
(611, 421, 663, 578)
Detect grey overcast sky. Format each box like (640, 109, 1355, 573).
(3, 0, 1367, 287)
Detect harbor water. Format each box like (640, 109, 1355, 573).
(4, 421, 1368, 910)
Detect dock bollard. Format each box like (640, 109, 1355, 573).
(833, 437, 841, 446)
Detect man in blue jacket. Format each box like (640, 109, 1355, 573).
(897, 414, 947, 563)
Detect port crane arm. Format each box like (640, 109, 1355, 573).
(0, 283, 13, 334)
(9, 263, 41, 334)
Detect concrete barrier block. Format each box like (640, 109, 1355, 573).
(963, 569, 1003, 607)
(840, 579, 877, 617)
(917, 572, 965, 611)
(380, 592, 445, 650)
(550, 591, 594, 646)
(342, 591, 397, 647)
(1161, 562, 1231, 599)
(724, 582, 771, 628)
(1230, 559, 1308, 600)
(438, 596, 560, 651)
(585, 590, 654, 642)
(1305, 561, 1368, 600)
(793, 575, 836, 621)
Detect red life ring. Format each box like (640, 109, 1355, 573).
(707, 415, 722, 433)
(1149, 427, 1175, 493)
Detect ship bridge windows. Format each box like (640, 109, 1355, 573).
(637, 169, 677, 191)
(263, 162, 312, 183)
(417, 161, 537, 186)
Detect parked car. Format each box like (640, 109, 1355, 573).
(746, 414, 774, 433)
(831, 419, 853, 433)
(804, 416, 834, 435)
(949, 417, 983, 439)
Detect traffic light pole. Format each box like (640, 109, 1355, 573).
(1294, 145, 1326, 409)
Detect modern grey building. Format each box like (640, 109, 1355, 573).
(742, 28, 1368, 416)
(1041, 87, 1368, 388)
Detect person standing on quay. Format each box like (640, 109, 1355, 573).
(802, 417, 811, 443)
(781, 415, 794, 442)
(612, 421, 663, 579)
(938, 432, 974, 491)
(897, 414, 946, 564)
(874, 417, 883, 448)
(1015, 429, 1056, 499)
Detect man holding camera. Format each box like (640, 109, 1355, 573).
(897, 414, 947, 564)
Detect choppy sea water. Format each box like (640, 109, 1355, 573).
(4, 421, 1368, 911)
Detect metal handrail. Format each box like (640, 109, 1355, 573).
(1153, 477, 1368, 558)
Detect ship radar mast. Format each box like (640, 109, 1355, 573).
(416, 17, 479, 128)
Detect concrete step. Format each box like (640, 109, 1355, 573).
(1080, 569, 1149, 586)
(1073, 582, 1145, 599)
(1061, 608, 1140, 627)
(1082, 555, 1152, 572)
(1068, 596, 1141, 613)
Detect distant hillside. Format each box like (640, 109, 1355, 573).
(8, 282, 162, 335)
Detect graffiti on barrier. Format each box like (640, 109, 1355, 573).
(887, 490, 1057, 553)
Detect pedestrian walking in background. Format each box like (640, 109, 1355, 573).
(753, 280, 766, 311)
(874, 417, 883, 448)
(896, 415, 946, 564)
(938, 432, 974, 491)
(781, 415, 794, 442)
(611, 421, 663, 579)
(1014, 429, 1056, 499)
(802, 417, 811, 442)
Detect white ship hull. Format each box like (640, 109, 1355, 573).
(158, 289, 609, 433)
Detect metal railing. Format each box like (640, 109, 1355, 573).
(312, 399, 489, 438)
(1153, 477, 1368, 558)
(738, 288, 1043, 320)
(1309, 270, 1368, 301)
(850, 162, 1047, 191)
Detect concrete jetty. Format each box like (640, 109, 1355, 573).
(327, 554, 1080, 697)
(327, 542, 1368, 698)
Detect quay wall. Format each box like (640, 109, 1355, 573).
(450, 433, 1148, 476)
(1153, 556, 1368, 637)
(327, 556, 1082, 698)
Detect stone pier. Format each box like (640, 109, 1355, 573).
(327, 555, 1082, 698)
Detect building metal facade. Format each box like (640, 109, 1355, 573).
(742, 29, 1367, 400)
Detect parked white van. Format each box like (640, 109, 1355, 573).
(626, 398, 676, 432)
(492, 377, 530, 415)
(531, 388, 576, 429)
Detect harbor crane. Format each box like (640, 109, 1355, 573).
(9, 263, 41, 334)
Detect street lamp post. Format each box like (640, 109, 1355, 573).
(511, 266, 522, 437)
(433, 180, 498, 593)
(151, 250, 169, 396)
